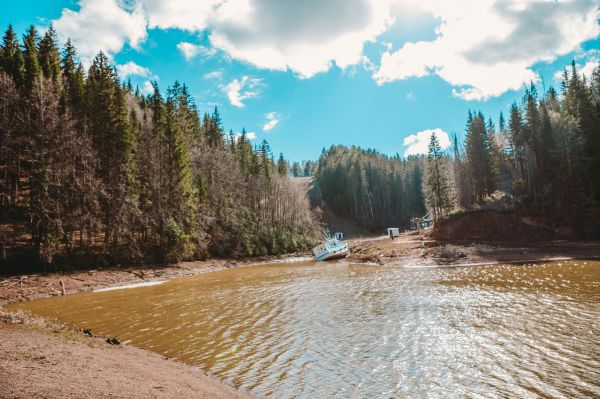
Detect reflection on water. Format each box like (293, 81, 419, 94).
(12, 260, 600, 398)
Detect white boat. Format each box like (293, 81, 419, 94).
(312, 234, 349, 261)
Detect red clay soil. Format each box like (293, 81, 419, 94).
(0, 323, 251, 399)
(430, 209, 562, 242)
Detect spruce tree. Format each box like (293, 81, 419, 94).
(426, 133, 452, 221)
(1, 25, 25, 86)
(277, 153, 288, 176)
(38, 24, 60, 82)
(22, 25, 41, 93)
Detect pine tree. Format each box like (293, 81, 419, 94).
(1, 25, 25, 87)
(277, 153, 288, 176)
(465, 112, 495, 203)
(426, 133, 452, 221)
(38, 24, 60, 82)
(22, 25, 41, 93)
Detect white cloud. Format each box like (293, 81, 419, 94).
(203, 70, 223, 80)
(554, 53, 599, 83)
(210, 0, 394, 78)
(129, 0, 395, 78)
(136, 0, 220, 31)
(263, 112, 280, 132)
(224, 76, 262, 107)
(231, 131, 257, 142)
(116, 61, 152, 79)
(54, 0, 147, 65)
(53, 0, 600, 94)
(581, 59, 599, 79)
(375, 0, 600, 100)
(142, 80, 154, 95)
(176, 42, 216, 61)
(403, 128, 450, 156)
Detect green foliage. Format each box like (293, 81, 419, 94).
(454, 60, 600, 236)
(0, 24, 319, 272)
(315, 145, 426, 230)
(426, 133, 453, 221)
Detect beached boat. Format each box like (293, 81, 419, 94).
(312, 234, 349, 261)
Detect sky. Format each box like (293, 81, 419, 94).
(2, 0, 599, 161)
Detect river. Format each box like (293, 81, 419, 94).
(10, 260, 600, 398)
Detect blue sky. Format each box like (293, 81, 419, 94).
(2, 0, 599, 161)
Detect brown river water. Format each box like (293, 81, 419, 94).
(10, 260, 600, 398)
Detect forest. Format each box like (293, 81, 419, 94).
(313, 146, 426, 230)
(419, 60, 600, 237)
(0, 24, 319, 273)
(313, 61, 600, 238)
(1, 23, 599, 274)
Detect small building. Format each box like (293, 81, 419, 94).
(387, 228, 400, 239)
(335, 232, 344, 240)
(410, 217, 433, 231)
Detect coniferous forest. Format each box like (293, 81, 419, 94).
(425, 61, 600, 238)
(312, 61, 600, 238)
(313, 146, 426, 230)
(0, 24, 319, 273)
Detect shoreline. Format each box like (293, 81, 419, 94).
(1, 236, 599, 398)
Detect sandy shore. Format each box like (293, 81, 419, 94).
(0, 321, 251, 399)
(1, 235, 598, 398)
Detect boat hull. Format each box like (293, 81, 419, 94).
(312, 241, 349, 261)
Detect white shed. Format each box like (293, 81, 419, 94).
(386, 228, 400, 239)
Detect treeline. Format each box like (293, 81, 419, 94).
(288, 160, 316, 177)
(314, 146, 426, 230)
(0, 24, 318, 273)
(425, 61, 600, 237)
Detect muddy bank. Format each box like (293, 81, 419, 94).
(0, 315, 250, 399)
(429, 209, 580, 242)
(346, 232, 600, 267)
(0, 255, 305, 306)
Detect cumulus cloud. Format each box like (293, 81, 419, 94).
(403, 128, 450, 156)
(263, 112, 280, 132)
(116, 61, 152, 79)
(54, 0, 146, 65)
(136, 0, 220, 31)
(53, 0, 600, 95)
(375, 0, 600, 100)
(554, 52, 599, 83)
(230, 131, 257, 142)
(142, 80, 154, 95)
(176, 42, 216, 61)
(209, 0, 394, 77)
(224, 76, 262, 107)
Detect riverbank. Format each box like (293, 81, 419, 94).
(0, 254, 308, 306)
(3, 234, 598, 306)
(1, 236, 598, 398)
(0, 312, 251, 399)
(346, 232, 600, 267)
